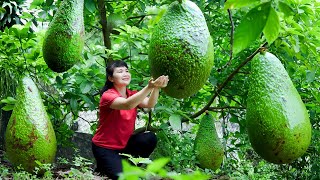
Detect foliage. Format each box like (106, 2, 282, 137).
(0, 0, 320, 179)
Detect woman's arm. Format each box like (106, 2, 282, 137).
(110, 76, 168, 110)
(138, 88, 160, 108)
(138, 75, 169, 108)
(110, 82, 153, 110)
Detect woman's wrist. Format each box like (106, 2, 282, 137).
(146, 84, 154, 90)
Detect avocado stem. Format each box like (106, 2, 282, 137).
(259, 47, 267, 55)
(188, 42, 268, 120)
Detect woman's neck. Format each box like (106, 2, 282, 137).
(113, 85, 127, 98)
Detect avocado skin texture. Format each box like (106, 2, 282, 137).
(194, 113, 224, 170)
(149, 0, 214, 98)
(246, 52, 311, 164)
(5, 76, 57, 173)
(42, 0, 84, 73)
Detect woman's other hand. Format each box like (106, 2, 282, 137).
(148, 75, 169, 88)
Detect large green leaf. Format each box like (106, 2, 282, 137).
(85, 0, 96, 13)
(233, 2, 271, 54)
(146, 158, 170, 173)
(80, 80, 92, 94)
(224, 0, 260, 9)
(263, 7, 280, 44)
(169, 114, 181, 130)
(279, 1, 295, 17)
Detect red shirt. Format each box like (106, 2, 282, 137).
(92, 87, 138, 150)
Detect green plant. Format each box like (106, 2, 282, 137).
(120, 157, 211, 180)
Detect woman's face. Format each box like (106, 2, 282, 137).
(109, 66, 131, 87)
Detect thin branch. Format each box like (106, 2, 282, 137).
(222, 90, 245, 107)
(71, 110, 91, 124)
(208, 106, 245, 111)
(189, 42, 268, 119)
(95, 58, 105, 67)
(127, 14, 156, 20)
(217, 42, 230, 55)
(136, 16, 145, 26)
(134, 125, 158, 134)
(121, 56, 130, 61)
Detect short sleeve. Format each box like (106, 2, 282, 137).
(100, 90, 120, 107)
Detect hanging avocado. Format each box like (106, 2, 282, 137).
(5, 76, 57, 173)
(149, 0, 214, 98)
(246, 52, 312, 164)
(194, 113, 224, 170)
(42, 0, 84, 73)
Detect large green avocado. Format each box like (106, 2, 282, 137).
(42, 0, 84, 73)
(149, 0, 214, 98)
(194, 113, 224, 170)
(5, 76, 57, 173)
(246, 52, 312, 164)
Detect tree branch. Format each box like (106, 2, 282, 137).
(97, 0, 111, 64)
(189, 42, 268, 119)
(208, 106, 245, 111)
(127, 14, 156, 20)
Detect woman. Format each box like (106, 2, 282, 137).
(92, 60, 169, 179)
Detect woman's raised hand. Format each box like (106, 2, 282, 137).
(148, 75, 169, 88)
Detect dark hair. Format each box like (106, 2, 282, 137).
(100, 60, 128, 96)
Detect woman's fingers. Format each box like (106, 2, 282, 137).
(149, 75, 169, 88)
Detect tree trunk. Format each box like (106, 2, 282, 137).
(97, 0, 112, 64)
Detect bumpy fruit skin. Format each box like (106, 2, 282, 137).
(194, 113, 224, 170)
(5, 76, 57, 173)
(149, 0, 214, 98)
(42, 0, 84, 73)
(246, 52, 312, 164)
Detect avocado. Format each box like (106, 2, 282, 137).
(148, 0, 214, 98)
(246, 52, 312, 164)
(194, 113, 224, 170)
(5, 76, 57, 173)
(42, 0, 84, 73)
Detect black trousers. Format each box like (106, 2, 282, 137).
(92, 131, 157, 180)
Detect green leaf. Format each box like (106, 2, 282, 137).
(46, 0, 54, 6)
(2, 104, 15, 111)
(146, 158, 170, 173)
(229, 116, 239, 123)
(233, 2, 271, 54)
(224, 0, 260, 9)
(10, 24, 24, 37)
(278, 1, 295, 17)
(306, 70, 316, 83)
(0, 97, 16, 104)
(56, 76, 62, 86)
(70, 98, 78, 112)
(169, 114, 181, 130)
(79, 94, 94, 109)
(31, 0, 44, 8)
(0, 7, 6, 13)
(80, 81, 92, 94)
(263, 7, 280, 44)
(85, 0, 96, 13)
(121, 160, 145, 180)
(7, 97, 16, 102)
